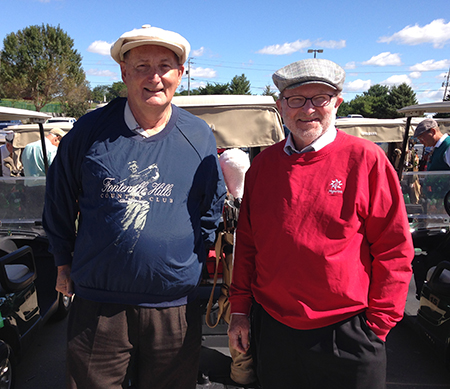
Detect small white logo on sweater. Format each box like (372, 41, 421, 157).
(329, 179, 343, 194)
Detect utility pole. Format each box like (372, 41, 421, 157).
(307, 49, 324, 58)
(443, 67, 450, 101)
(187, 58, 192, 96)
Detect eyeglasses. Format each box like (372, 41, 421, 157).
(282, 94, 336, 109)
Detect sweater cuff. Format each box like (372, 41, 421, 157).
(53, 252, 73, 267)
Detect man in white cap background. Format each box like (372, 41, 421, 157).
(43, 25, 225, 388)
(228, 58, 414, 388)
(414, 118, 450, 171)
(0, 131, 17, 176)
(21, 128, 66, 176)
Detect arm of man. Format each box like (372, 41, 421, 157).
(229, 175, 257, 351)
(364, 155, 414, 341)
(199, 132, 227, 247)
(43, 123, 84, 273)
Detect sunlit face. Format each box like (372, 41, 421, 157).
(49, 135, 62, 147)
(276, 83, 343, 150)
(120, 45, 184, 112)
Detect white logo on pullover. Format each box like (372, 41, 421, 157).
(329, 179, 343, 194)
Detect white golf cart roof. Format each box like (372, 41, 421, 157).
(398, 101, 450, 117)
(0, 106, 51, 123)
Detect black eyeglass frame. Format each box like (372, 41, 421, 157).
(282, 94, 336, 109)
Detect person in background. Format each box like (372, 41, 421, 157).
(21, 128, 66, 176)
(228, 58, 414, 389)
(414, 118, 450, 171)
(43, 24, 226, 389)
(0, 131, 16, 176)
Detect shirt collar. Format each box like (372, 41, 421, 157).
(435, 133, 448, 148)
(284, 126, 337, 156)
(124, 101, 151, 138)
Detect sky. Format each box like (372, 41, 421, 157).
(1, 0, 450, 104)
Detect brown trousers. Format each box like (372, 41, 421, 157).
(66, 296, 202, 389)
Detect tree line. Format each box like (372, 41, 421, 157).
(1, 24, 447, 120)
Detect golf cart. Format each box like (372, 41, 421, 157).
(395, 101, 450, 367)
(0, 106, 73, 389)
(173, 95, 284, 386)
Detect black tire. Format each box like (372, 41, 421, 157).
(444, 190, 450, 217)
(0, 341, 15, 389)
(51, 292, 73, 321)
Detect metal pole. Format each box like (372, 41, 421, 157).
(397, 116, 412, 180)
(443, 67, 450, 101)
(38, 122, 49, 175)
(188, 58, 191, 96)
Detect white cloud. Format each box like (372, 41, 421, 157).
(345, 61, 357, 70)
(345, 79, 371, 92)
(257, 39, 311, 55)
(417, 87, 446, 103)
(362, 52, 402, 66)
(190, 67, 216, 78)
(381, 74, 412, 86)
(409, 59, 450, 72)
(409, 72, 422, 79)
(438, 72, 449, 79)
(257, 38, 346, 55)
(87, 40, 113, 56)
(315, 39, 346, 49)
(86, 69, 118, 79)
(191, 47, 204, 57)
(378, 19, 450, 49)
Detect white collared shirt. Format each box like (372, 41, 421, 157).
(124, 101, 151, 138)
(284, 126, 337, 155)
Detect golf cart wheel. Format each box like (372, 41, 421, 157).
(445, 190, 450, 217)
(0, 342, 15, 389)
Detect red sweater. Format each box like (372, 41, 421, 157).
(229, 130, 414, 341)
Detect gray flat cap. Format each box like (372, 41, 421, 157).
(111, 24, 190, 65)
(273, 58, 346, 93)
(414, 118, 438, 138)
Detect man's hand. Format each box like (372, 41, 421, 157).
(56, 264, 74, 297)
(228, 314, 251, 354)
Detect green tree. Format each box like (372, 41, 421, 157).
(197, 82, 230, 95)
(340, 83, 418, 119)
(62, 80, 91, 118)
(91, 85, 110, 103)
(0, 24, 86, 112)
(229, 74, 251, 95)
(108, 81, 128, 100)
(337, 100, 351, 117)
(262, 85, 277, 101)
(387, 83, 418, 118)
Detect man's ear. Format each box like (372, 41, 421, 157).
(335, 95, 344, 109)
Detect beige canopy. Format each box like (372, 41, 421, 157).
(173, 95, 284, 149)
(335, 117, 423, 143)
(5, 122, 73, 149)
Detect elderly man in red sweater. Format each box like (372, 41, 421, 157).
(228, 58, 414, 389)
